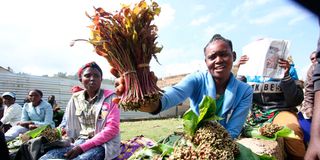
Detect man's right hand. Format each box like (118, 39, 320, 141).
(110, 68, 161, 113)
(305, 137, 320, 160)
(18, 121, 34, 129)
(110, 68, 125, 104)
(235, 55, 249, 68)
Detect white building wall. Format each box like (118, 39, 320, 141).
(0, 72, 113, 110)
(0, 72, 188, 120)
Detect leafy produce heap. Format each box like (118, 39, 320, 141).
(128, 96, 254, 160)
(72, 0, 163, 111)
(259, 123, 283, 138)
(169, 96, 239, 160)
(40, 126, 62, 143)
(7, 125, 62, 152)
(171, 121, 239, 160)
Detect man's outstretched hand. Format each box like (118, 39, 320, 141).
(110, 67, 161, 113)
(110, 68, 125, 104)
(234, 55, 249, 68)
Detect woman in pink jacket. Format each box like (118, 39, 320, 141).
(40, 62, 120, 160)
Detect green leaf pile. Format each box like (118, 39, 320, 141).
(182, 95, 222, 136)
(245, 126, 298, 141)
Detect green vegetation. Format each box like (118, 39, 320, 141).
(120, 118, 183, 141)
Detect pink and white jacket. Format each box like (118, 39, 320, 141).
(65, 89, 120, 160)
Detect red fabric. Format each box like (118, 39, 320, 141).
(77, 61, 103, 81)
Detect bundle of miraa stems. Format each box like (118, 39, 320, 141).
(73, 0, 163, 111)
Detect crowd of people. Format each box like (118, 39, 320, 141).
(111, 33, 317, 160)
(0, 90, 67, 140)
(0, 33, 319, 160)
(0, 2, 319, 159)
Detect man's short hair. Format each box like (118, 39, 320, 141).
(204, 34, 233, 54)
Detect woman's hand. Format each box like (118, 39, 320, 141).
(64, 146, 83, 159)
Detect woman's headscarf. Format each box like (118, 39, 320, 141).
(77, 61, 103, 82)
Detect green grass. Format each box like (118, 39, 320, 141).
(120, 118, 183, 142)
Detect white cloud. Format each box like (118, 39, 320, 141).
(157, 47, 195, 63)
(205, 23, 237, 35)
(232, 0, 272, 17)
(161, 60, 207, 77)
(288, 14, 308, 26)
(154, 3, 175, 29)
(191, 14, 211, 26)
(249, 34, 269, 42)
(249, 6, 297, 25)
(193, 4, 206, 12)
(149, 46, 205, 78)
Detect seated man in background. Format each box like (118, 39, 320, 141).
(0, 92, 22, 133)
(48, 95, 64, 127)
(238, 55, 306, 159)
(298, 51, 317, 144)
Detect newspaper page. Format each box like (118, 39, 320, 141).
(237, 38, 290, 79)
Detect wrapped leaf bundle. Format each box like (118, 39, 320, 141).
(73, 0, 163, 111)
(259, 123, 283, 138)
(40, 127, 62, 143)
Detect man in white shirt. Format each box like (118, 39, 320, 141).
(1, 92, 22, 132)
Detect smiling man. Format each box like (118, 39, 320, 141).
(114, 34, 253, 139)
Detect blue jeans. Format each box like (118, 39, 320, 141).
(39, 139, 105, 160)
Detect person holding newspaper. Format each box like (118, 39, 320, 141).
(238, 55, 305, 159)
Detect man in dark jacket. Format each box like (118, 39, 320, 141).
(306, 20, 320, 160)
(291, 0, 320, 159)
(241, 57, 305, 159)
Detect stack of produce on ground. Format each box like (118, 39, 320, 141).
(39, 126, 62, 143)
(71, 0, 163, 111)
(128, 96, 274, 160)
(243, 123, 298, 141)
(237, 138, 285, 160)
(240, 120, 300, 159)
(259, 123, 283, 138)
(7, 125, 62, 153)
(171, 121, 239, 160)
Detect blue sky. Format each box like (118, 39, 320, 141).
(0, 0, 319, 80)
